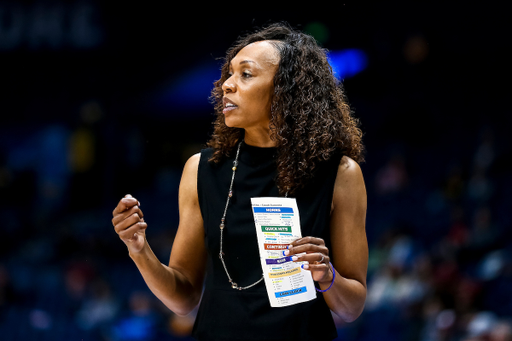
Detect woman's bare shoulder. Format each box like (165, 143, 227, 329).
(182, 153, 201, 176)
(336, 156, 364, 183)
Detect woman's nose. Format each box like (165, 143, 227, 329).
(222, 77, 235, 93)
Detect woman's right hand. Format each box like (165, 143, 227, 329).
(112, 194, 147, 254)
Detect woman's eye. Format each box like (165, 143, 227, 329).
(242, 72, 252, 78)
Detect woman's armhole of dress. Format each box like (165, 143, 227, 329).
(196, 149, 210, 234)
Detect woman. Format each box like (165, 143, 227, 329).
(112, 23, 367, 340)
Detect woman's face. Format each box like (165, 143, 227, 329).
(222, 41, 279, 132)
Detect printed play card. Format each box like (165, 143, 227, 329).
(251, 197, 316, 307)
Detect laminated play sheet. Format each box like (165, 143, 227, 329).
(251, 197, 316, 307)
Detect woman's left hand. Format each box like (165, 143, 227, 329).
(285, 236, 333, 284)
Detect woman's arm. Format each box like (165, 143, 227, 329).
(321, 156, 368, 321)
(287, 156, 368, 322)
(112, 153, 207, 316)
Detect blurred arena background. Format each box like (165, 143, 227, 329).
(1, 1, 511, 340)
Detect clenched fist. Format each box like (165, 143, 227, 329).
(112, 194, 148, 254)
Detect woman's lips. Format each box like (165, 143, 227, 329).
(223, 105, 238, 114)
(223, 97, 238, 114)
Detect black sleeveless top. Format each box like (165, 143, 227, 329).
(192, 142, 342, 341)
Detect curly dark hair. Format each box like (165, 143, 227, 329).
(207, 22, 364, 195)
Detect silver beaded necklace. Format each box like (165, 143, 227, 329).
(218, 140, 265, 290)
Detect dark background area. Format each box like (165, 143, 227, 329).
(1, 1, 511, 340)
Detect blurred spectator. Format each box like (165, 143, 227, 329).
(366, 234, 428, 312)
(375, 154, 409, 195)
(76, 278, 119, 332)
(473, 127, 495, 172)
(467, 168, 494, 203)
(7, 124, 71, 223)
(68, 100, 104, 211)
(481, 252, 512, 316)
(64, 261, 96, 312)
(465, 311, 499, 340)
(488, 320, 512, 341)
(465, 207, 499, 254)
(110, 291, 160, 341)
(447, 206, 469, 248)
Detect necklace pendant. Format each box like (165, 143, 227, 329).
(228, 190, 233, 198)
(231, 282, 238, 289)
(220, 223, 225, 230)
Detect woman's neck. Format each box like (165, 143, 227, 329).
(243, 127, 276, 148)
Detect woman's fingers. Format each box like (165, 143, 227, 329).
(112, 194, 143, 223)
(292, 252, 330, 265)
(111, 195, 147, 253)
(303, 262, 333, 284)
(118, 221, 148, 241)
(284, 236, 329, 262)
(112, 195, 139, 215)
(297, 253, 333, 283)
(112, 204, 144, 226)
(302, 262, 331, 272)
(290, 236, 325, 247)
(285, 237, 329, 257)
(114, 212, 144, 234)
(112, 195, 146, 234)
(285, 236, 333, 283)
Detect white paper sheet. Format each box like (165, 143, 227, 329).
(251, 197, 317, 307)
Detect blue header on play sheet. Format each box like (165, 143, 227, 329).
(275, 286, 307, 298)
(253, 207, 293, 213)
